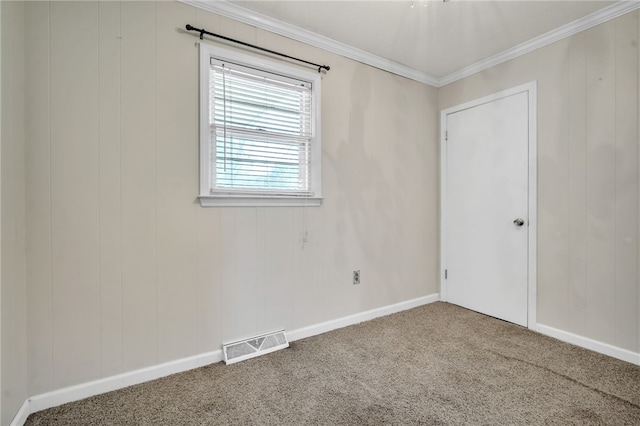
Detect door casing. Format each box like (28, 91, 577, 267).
(440, 81, 538, 329)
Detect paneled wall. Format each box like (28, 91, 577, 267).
(439, 11, 640, 353)
(1, 2, 28, 425)
(23, 1, 439, 396)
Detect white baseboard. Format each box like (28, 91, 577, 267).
(536, 324, 640, 366)
(11, 350, 223, 426)
(9, 400, 30, 426)
(288, 293, 440, 342)
(11, 293, 440, 425)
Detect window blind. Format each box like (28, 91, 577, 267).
(209, 58, 314, 196)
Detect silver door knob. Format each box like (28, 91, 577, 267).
(513, 218, 525, 227)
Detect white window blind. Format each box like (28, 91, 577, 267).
(209, 58, 314, 196)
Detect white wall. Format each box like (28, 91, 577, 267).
(23, 1, 439, 397)
(1, 1, 28, 424)
(439, 11, 640, 354)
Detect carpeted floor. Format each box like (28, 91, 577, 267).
(25, 302, 640, 425)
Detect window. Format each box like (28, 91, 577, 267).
(198, 44, 322, 207)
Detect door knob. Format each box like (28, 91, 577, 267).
(513, 218, 525, 227)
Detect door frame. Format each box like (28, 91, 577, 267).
(440, 81, 538, 329)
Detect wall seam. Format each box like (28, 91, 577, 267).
(0, 1, 4, 417)
(19, 0, 28, 408)
(97, 0, 103, 380)
(118, 0, 123, 377)
(566, 40, 572, 333)
(614, 9, 619, 348)
(637, 9, 640, 355)
(193, 6, 200, 353)
(583, 29, 588, 332)
(48, 0, 54, 392)
(154, 1, 159, 363)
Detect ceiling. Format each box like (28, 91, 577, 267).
(230, 0, 616, 79)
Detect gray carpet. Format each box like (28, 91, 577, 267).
(26, 302, 640, 425)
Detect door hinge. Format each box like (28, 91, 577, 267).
(445, 131, 448, 141)
(444, 269, 448, 279)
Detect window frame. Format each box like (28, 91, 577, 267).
(198, 43, 322, 207)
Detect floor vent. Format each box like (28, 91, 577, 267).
(222, 330, 289, 365)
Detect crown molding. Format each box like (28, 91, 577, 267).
(179, 0, 640, 89)
(177, 0, 441, 87)
(438, 1, 640, 87)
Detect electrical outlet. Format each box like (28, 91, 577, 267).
(353, 270, 360, 285)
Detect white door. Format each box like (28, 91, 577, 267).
(442, 85, 535, 327)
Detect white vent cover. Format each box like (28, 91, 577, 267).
(222, 330, 289, 365)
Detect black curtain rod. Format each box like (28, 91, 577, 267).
(185, 24, 330, 73)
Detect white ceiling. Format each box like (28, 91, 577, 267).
(231, 0, 615, 78)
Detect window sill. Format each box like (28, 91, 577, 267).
(199, 195, 323, 207)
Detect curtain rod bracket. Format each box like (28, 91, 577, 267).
(185, 24, 330, 73)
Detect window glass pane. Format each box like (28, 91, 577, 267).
(211, 65, 312, 138)
(210, 59, 313, 194)
(214, 132, 310, 192)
